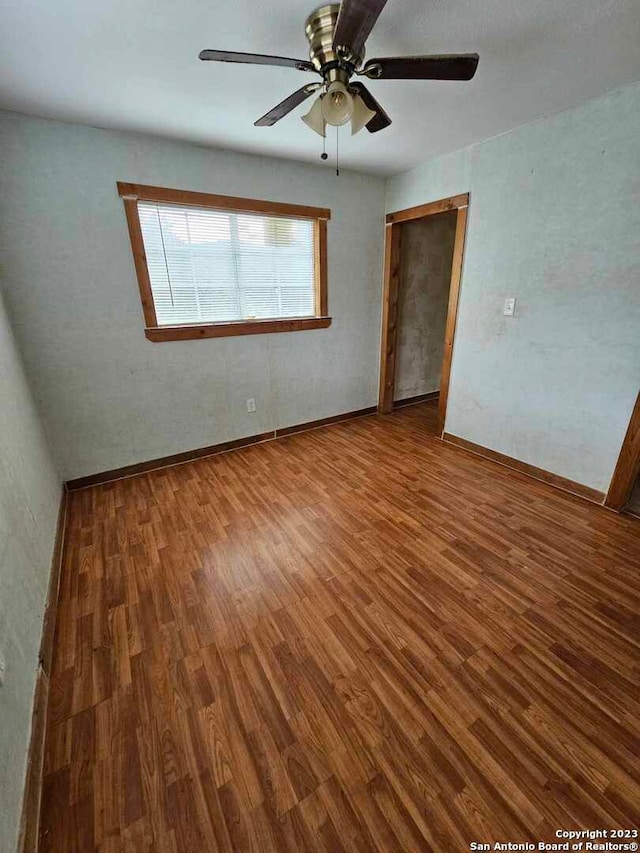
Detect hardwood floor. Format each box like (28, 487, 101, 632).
(40, 402, 640, 851)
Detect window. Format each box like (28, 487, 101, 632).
(118, 182, 330, 341)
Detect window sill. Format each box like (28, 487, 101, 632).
(145, 316, 332, 342)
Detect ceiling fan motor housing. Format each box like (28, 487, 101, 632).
(305, 4, 362, 84)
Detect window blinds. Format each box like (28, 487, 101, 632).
(138, 202, 316, 326)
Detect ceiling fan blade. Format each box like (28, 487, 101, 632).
(199, 49, 316, 73)
(349, 82, 391, 133)
(332, 0, 389, 57)
(254, 84, 321, 127)
(362, 53, 479, 80)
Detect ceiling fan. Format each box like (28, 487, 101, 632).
(199, 0, 478, 139)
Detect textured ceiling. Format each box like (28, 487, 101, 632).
(1, 0, 640, 175)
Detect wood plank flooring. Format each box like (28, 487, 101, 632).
(40, 402, 640, 851)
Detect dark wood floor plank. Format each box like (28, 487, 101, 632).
(40, 401, 640, 850)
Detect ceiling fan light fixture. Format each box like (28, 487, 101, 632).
(301, 95, 327, 136)
(201, 0, 479, 145)
(321, 81, 354, 126)
(350, 93, 377, 135)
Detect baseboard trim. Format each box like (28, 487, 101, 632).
(17, 670, 48, 853)
(276, 406, 377, 438)
(442, 433, 606, 505)
(18, 488, 68, 853)
(394, 392, 439, 409)
(65, 406, 378, 491)
(66, 431, 275, 490)
(38, 492, 68, 677)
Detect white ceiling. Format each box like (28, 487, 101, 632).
(1, 0, 640, 175)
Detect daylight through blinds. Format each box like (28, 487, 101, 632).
(138, 202, 316, 326)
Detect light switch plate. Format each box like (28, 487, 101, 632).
(503, 297, 516, 316)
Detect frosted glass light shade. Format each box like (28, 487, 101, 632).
(321, 82, 354, 126)
(351, 94, 376, 135)
(301, 96, 326, 137)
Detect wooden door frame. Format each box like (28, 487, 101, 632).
(605, 390, 640, 511)
(378, 192, 470, 435)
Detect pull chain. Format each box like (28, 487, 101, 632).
(336, 125, 340, 177)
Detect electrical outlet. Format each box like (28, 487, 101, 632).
(503, 297, 517, 316)
(246, 398, 256, 413)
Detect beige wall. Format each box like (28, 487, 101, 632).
(386, 82, 640, 491)
(394, 210, 456, 401)
(0, 111, 386, 479)
(0, 290, 60, 853)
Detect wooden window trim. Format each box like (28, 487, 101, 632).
(313, 218, 328, 316)
(145, 317, 331, 342)
(117, 182, 331, 221)
(118, 182, 331, 341)
(121, 196, 158, 328)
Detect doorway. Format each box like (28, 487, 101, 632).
(625, 477, 640, 518)
(378, 193, 469, 435)
(605, 390, 640, 518)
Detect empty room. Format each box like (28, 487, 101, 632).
(1, 0, 639, 850)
